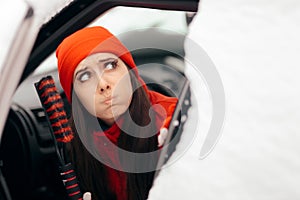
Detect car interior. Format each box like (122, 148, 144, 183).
(0, 0, 198, 199)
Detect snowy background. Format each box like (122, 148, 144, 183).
(149, 0, 300, 199)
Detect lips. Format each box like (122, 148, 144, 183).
(103, 98, 112, 105)
(103, 96, 117, 105)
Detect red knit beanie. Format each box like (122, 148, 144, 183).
(56, 26, 143, 103)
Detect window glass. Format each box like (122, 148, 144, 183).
(34, 6, 188, 75)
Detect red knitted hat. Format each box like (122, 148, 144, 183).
(56, 26, 143, 102)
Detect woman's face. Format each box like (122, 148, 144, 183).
(73, 52, 133, 125)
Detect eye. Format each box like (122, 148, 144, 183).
(104, 60, 118, 70)
(78, 71, 91, 82)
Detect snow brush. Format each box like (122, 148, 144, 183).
(35, 76, 83, 200)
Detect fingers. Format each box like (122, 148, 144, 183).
(158, 127, 168, 147)
(158, 103, 176, 147)
(83, 192, 92, 200)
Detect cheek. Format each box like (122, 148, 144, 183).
(73, 84, 97, 116)
(113, 73, 133, 104)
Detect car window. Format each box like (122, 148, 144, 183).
(33, 6, 188, 75)
(14, 6, 190, 112)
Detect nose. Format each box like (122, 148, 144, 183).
(97, 78, 111, 94)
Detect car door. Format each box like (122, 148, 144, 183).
(1, 0, 199, 199)
(0, 0, 34, 137)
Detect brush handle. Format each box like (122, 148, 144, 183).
(35, 76, 83, 200)
(60, 163, 83, 200)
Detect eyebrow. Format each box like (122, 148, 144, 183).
(98, 57, 116, 63)
(74, 57, 117, 77)
(75, 67, 88, 77)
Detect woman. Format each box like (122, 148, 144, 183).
(56, 26, 177, 200)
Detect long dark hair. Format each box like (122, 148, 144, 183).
(67, 68, 162, 200)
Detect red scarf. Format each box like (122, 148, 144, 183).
(92, 91, 177, 200)
(93, 121, 126, 200)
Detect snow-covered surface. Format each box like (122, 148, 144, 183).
(149, 0, 300, 199)
(0, 0, 72, 67)
(0, 0, 27, 72)
(26, 0, 74, 25)
(0, 0, 72, 139)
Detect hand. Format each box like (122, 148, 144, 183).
(83, 192, 92, 200)
(158, 103, 176, 147)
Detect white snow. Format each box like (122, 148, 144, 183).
(149, 0, 300, 199)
